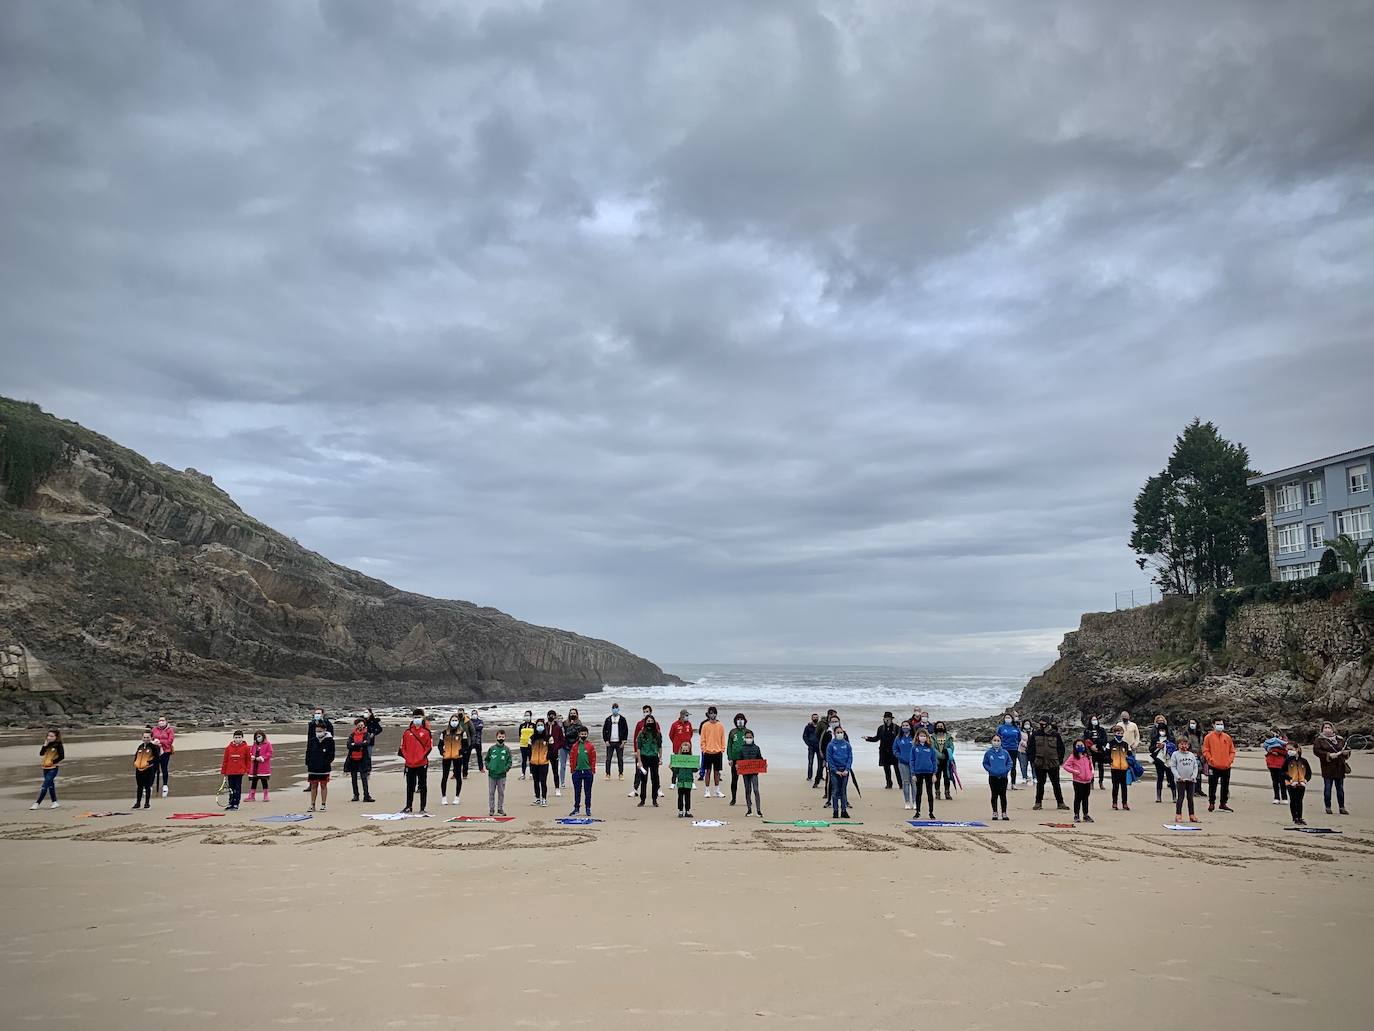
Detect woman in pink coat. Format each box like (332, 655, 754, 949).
(248, 731, 274, 802)
(150, 716, 176, 797)
(1062, 742, 1096, 824)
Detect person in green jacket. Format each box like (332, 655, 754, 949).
(635, 715, 663, 808)
(727, 713, 750, 806)
(485, 731, 513, 817)
(737, 730, 764, 817)
(674, 741, 695, 818)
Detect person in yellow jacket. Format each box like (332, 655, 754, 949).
(439, 714, 467, 806)
(699, 710, 727, 798)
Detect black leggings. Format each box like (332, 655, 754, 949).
(1153, 759, 1175, 800)
(1073, 781, 1091, 818)
(912, 772, 935, 814)
(1094, 757, 1107, 787)
(936, 757, 952, 793)
(729, 760, 740, 802)
(520, 746, 531, 776)
(640, 761, 660, 802)
(1111, 768, 1128, 804)
(605, 742, 625, 775)
(1288, 785, 1306, 823)
(1175, 780, 1196, 817)
(249, 775, 269, 791)
(405, 766, 428, 811)
(988, 775, 1008, 814)
(532, 764, 549, 800)
(135, 768, 156, 805)
(1269, 767, 1288, 801)
(441, 757, 463, 797)
(677, 786, 692, 813)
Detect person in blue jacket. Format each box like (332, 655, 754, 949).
(907, 729, 940, 819)
(825, 726, 854, 819)
(996, 715, 1023, 789)
(894, 722, 918, 810)
(983, 736, 1013, 820)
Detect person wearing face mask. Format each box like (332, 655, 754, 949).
(529, 718, 552, 806)
(1261, 728, 1290, 805)
(1202, 720, 1235, 813)
(1062, 741, 1095, 823)
(546, 711, 566, 796)
(1283, 743, 1313, 826)
(737, 729, 764, 817)
(803, 713, 822, 783)
(1084, 715, 1108, 788)
(673, 740, 697, 818)
(895, 722, 918, 809)
(519, 711, 536, 780)
(699, 710, 727, 798)
(1027, 718, 1068, 811)
(635, 715, 663, 807)
(864, 712, 902, 790)
(931, 722, 956, 801)
(1108, 725, 1132, 810)
(813, 713, 840, 793)
(220, 730, 252, 811)
(302, 708, 333, 795)
(907, 729, 939, 819)
(1017, 720, 1032, 786)
(996, 716, 1022, 790)
(131, 728, 160, 810)
(826, 725, 854, 819)
(1169, 735, 1201, 822)
(439, 714, 468, 807)
(485, 731, 512, 817)
(1148, 717, 1176, 804)
(1118, 711, 1140, 753)
(1312, 721, 1351, 816)
(603, 704, 629, 781)
(343, 718, 375, 803)
(696, 707, 720, 782)
(982, 733, 1012, 821)
(470, 711, 486, 773)
(727, 713, 751, 804)
(31, 728, 64, 810)
(561, 709, 584, 792)
(631, 705, 655, 798)
(568, 727, 597, 818)
(306, 722, 335, 812)
(151, 715, 176, 798)
(247, 730, 273, 802)
(398, 708, 433, 814)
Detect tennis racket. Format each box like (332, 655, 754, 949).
(214, 777, 230, 809)
(1343, 734, 1370, 753)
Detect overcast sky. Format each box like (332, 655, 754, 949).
(3, 1, 1372, 674)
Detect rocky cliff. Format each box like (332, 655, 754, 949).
(1009, 586, 1373, 744)
(0, 398, 680, 724)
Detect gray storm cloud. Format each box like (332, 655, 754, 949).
(2, 0, 1372, 671)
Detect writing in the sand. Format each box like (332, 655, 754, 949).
(0, 823, 1371, 867)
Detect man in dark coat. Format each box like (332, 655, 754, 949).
(864, 712, 902, 789)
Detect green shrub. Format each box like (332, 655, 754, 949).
(1319, 548, 1339, 575)
(0, 406, 67, 506)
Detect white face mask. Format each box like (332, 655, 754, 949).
(411, 717, 423, 726)
(1214, 724, 1224, 732)
(1091, 719, 1098, 726)
(835, 733, 846, 741)
(450, 720, 459, 728)
(536, 723, 545, 731)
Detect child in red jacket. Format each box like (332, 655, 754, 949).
(220, 730, 253, 810)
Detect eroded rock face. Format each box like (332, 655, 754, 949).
(1009, 596, 1372, 744)
(0, 402, 680, 722)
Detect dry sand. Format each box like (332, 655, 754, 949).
(1, 737, 1370, 1030)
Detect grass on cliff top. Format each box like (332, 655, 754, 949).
(0, 396, 273, 532)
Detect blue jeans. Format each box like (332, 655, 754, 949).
(156, 751, 171, 789)
(571, 769, 594, 812)
(558, 748, 570, 787)
(1323, 778, 1346, 809)
(830, 771, 850, 812)
(37, 767, 59, 804)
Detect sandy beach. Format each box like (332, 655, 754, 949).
(1, 724, 1369, 1030)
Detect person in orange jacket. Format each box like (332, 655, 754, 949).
(220, 730, 253, 811)
(1202, 720, 1236, 813)
(399, 708, 434, 814)
(699, 710, 727, 797)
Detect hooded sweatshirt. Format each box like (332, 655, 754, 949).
(306, 733, 335, 775)
(220, 739, 253, 776)
(1062, 753, 1094, 784)
(982, 744, 1012, 778)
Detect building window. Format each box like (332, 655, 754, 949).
(1278, 562, 1320, 582)
(1277, 524, 1304, 554)
(1335, 506, 1372, 541)
(1276, 483, 1301, 514)
(1309, 524, 1325, 551)
(1350, 464, 1370, 494)
(1305, 480, 1324, 506)
(1363, 557, 1374, 587)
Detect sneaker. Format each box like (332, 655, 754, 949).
(363, 796, 376, 803)
(555, 789, 562, 797)
(604, 774, 610, 781)
(161, 787, 169, 798)
(308, 804, 316, 812)
(840, 810, 851, 819)
(903, 802, 911, 810)
(1340, 808, 1350, 815)
(913, 812, 922, 819)
(497, 810, 506, 817)
(1083, 815, 1094, 823)
(618, 773, 624, 780)
(1295, 819, 1307, 826)
(441, 798, 449, 806)
(351, 795, 360, 802)
(729, 799, 737, 806)
(1056, 804, 1070, 811)
(992, 813, 1000, 821)
(1189, 815, 1200, 823)
(1032, 803, 1043, 811)
(49, 802, 59, 810)
(401, 807, 412, 814)
(627, 790, 637, 797)
(1219, 805, 1233, 813)
(637, 800, 645, 808)
(686, 811, 693, 818)
(1074, 816, 1080, 823)
(1001, 814, 1010, 821)
(1112, 803, 1119, 810)
(1272, 799, 1283, 805)
(1208, 803, 1215, 812)
(319, 804, 326, 812)
(489, 810, 496, 817)
(832, 811, 840, 819)
(29, 802, 39, 810)
(586, 810, 593, 819)
(746, 808, 753, 816)
(653, 802, 659, 808)
(1156, 798, 1163, 804)
(1122, 804, 1130, 811)
(569, 808, 581, 817)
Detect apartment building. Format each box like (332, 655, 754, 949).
(1248, 445, 1373, 585)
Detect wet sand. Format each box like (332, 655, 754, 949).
(1, 735, 1370, 1030)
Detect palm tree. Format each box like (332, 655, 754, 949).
(1327, 533, 1374, 590)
